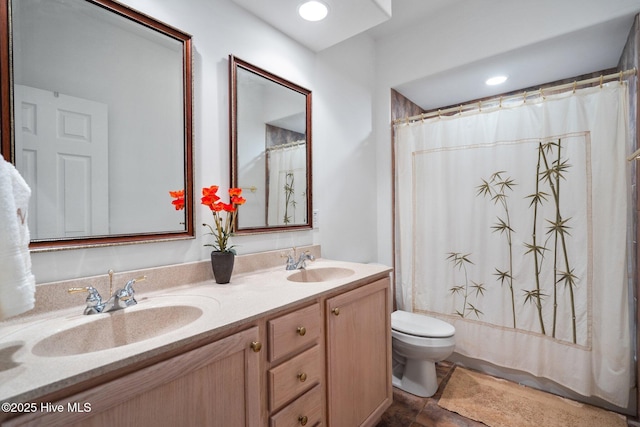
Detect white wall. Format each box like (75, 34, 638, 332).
(314, 34, 378, 263)
(29, 0, 380, 283)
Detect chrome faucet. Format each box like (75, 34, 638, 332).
(285, 248, 315, 270)
(69, 274, 146, 315)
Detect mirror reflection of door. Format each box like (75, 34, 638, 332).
(14, 85, 109, 239)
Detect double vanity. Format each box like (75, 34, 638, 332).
(0, 247, 392, 426)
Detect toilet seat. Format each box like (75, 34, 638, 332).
(391, 310, 455, 338)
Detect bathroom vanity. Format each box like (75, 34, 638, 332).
(0, 250, 392, 426)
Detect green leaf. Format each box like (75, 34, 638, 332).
(466, 303, 484, 318)
(446, 252, 474, 269)
(476, 179, 493, 197)
(523, 242, 548, 257)
(497, 177, 516, 192)
(545, 218, 572, 236)
(525, 191, 549, 208)
(471, 281, 486, 297)
(493, 268, 511, 285)
(491, 217, 513, 234)
(556, 269, 578, 288)
(523, 289, 547, 308)
(449, 285, 465, 295)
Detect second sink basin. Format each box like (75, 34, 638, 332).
(32, 305, 203, 357)
(287, 267, 355, 283)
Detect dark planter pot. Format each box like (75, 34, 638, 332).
(210, 251, 235, 284)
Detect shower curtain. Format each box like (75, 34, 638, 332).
(267, 142, 307, 226)
(394, 83, 632, 407)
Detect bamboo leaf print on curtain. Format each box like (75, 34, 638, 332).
(424, 132, 589, 345)
(470, 139, 578, 342)
(476, 172, 517, 328)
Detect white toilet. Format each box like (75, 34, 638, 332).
(391, 310, 456, 397)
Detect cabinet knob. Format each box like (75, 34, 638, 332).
(297, 326, 306, 336)
(298, 415, 308, 426)
(332, 307, 340, 316)
(297, 372, 307, 382)
(250, 341, 262, 353)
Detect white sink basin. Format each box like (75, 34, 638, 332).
(287, 267, 355, 283)
(32, 305, 203, 357)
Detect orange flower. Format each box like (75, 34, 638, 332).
(231, 196, 246, 205)
(172, 198, 185, 210)
(202, 185, 219, 196)
(170, 184, 247, 253)
(222, 203, 236, 213)
(201, 195, 219, 208)
(169, 190, 185, 210)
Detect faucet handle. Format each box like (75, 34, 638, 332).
(123, 275, 146, 296)
(124, 275, 146, 287)
(299, 250, 315, 260)
(68, 286, 103, 306)
(108, 269, 114, 297)
(68, 286, 101, 298)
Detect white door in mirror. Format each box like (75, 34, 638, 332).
(14, 85, 109, 239)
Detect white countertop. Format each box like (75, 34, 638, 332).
(0, 259, 391, 404)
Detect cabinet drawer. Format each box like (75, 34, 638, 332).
(270, 384, 322, 427)
(269, 345, 322, 411)
(269, 303, 320, 362)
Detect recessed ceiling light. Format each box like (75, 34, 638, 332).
(486, 75, 508, 86)
(298, 0, 328, 21)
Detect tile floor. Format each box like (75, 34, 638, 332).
(376, 361, 633, 427)
(377, 361, 484, 427)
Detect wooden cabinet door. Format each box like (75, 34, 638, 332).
(6, 327, 262, 427)
(326, 278, 392, 427)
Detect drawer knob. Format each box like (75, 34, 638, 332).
(298, 372, 307, 382)
(298, 415, 308, 426)
(250, 341, 262, 352)
(297, 326, 306, 336)
(332, 307, 340, 316)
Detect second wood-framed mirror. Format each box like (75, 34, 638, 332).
(229, 55, 312, 234)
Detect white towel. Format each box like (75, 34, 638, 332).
(0, 155, 35, 320)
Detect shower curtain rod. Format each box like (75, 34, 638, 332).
(266, 140, 306, 151)
(393, 68, 637, 126)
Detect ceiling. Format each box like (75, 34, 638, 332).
(231, 0, 640, 111)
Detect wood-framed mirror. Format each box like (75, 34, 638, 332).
(0, 0, 194, 250)
(229, 55, 312, 234)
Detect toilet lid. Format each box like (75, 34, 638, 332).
(391, 310, 455, 338)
